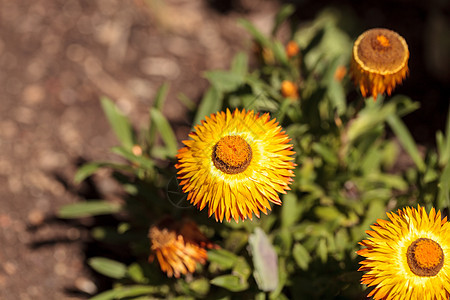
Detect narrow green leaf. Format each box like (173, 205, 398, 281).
(153, 83, 169, 110)
(272, 4, 295, 36)
(111, 147, 155, 169)
(210, 275, 248, 292)
(89, 289, 117, 300)
(177, 92, 196, 111)
(88, 257, 127, 279)
(387, 114, 426, 171)
(193, 86, 222, 126)
(58, 201, 122, 219)
(147, 84, 171, 150)
(90, 285, 164, 300)
(438, 162, 450, 209)
(438, 106, 450, 166)
(238, 18, 271, 48)
(149, 108, 178, 157)
(74, 162, 133, 184)
(272, 40, 288, 65)
(100, 97, 135, 150)
(347, 103, 394, 143)
(292, 243, 311, 270)
(249, 228, 278, 292)
(74, 162, 102, 183)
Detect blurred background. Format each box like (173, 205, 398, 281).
(0, 0, 448, 298)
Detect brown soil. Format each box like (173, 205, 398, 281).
(0, 0, 448, 299)
(0, 0, 281, 298)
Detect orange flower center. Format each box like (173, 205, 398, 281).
(149, 227, 176, 249)
(212, 135, 252, 174)
(376, 34, 390, 47)
(406, 238, 444, 277)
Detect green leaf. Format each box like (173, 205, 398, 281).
(249, 228, 278, 292)
(327, 77, 346, 115)
(189, 278, 210, 296)
(387, 114, 426, 172)
(148, 84, 170, 149)
(73, 162, 131, 184)
(438, 106, 450, 166)
(292, 243, 311, 270)
(90, 285, 165, 300)
(110, 147, 155, 169)
(317, 238, 327, 263)
(272, 4, 295, 36)
(314, 206, 344, 222)
(224, 231, 248, 253)
(312, 143, 338, 165)
(347, 103, 394, 143)
(210, 275, 248, 292)
(58, 201, 122, 219)
(149, 108, 178, 157)
(233, 257, 251, 281)
(153, 82, 169, 110)
(335, 229, 349, 252)
(272, 40, 288, 65)
(231, 52, 248, 76)
(127, 263, 147, 284)
(177, 92, 196, 111)
(100, 97, 135, 150)
(281, 192, 299, 228)
(238, 18, 271, 48)
(74, 162, 102, 183)
(207, 249, 239, 270)
(204, 70, 244, 93)
(88, 257, 127, 279)
(438, 161, 450, 209)
(193, 86, 222, 126)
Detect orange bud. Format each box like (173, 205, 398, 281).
(334, 66, 347, 82)
(281, 80, 299, 99)
(286, 41, 299, 58)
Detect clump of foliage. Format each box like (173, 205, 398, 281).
(59, 5, 450, 299)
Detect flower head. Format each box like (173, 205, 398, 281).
(350, 28, 409, 100)
(148, 218, 214, 278)
(357, 206, 450, 300)
(176, 109, 296, 222)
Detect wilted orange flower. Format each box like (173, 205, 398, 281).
(350, 28, 409, 100)
(281, 80, 299, 99)
(286, 41, 300, 58)
(148, 218, 215, 278)
(357, 206, 450, 300)
(176, 109, 295, 222)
